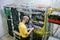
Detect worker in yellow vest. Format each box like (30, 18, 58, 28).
(18, 16, 34, 40)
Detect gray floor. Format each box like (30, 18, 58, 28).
(0, 34, 13, 40)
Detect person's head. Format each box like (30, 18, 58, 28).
(22, 16, 29, 24)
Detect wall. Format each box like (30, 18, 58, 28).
(0, 0, 14, 38)
(0, 12, 4, 38)
(14, 0, 60, 8)
(52, 0, 60, 8)
(0, 0, 15, 9)
(14, 0, 52, 7)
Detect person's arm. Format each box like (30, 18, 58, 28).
(27, 28, 32, 30)
(26, 28, 34, 36)
(27, 28, 30, 30)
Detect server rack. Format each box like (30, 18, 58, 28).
(17, 7, 49, 40)
(4, 5, 21, 40)
(48, 9, 60, 40)
(4, 4, 50, 40)
(4, 6, 14, 36)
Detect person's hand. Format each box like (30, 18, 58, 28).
(31, 27, 34, 31)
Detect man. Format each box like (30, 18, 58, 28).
(18, 16, 34, 40)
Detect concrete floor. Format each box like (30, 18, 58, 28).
(0, 34, 13, 40)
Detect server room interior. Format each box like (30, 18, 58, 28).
(1, 7, 60, 40)
(0, 0, 60, 40)
(0, 9, 44, 40)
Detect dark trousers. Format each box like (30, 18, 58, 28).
(21, 36, 30, 40)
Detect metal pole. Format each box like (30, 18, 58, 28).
(42, 8, 49, 40)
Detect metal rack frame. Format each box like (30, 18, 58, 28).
(48, 9, 60, 40)
(4, 4, 51, 40)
